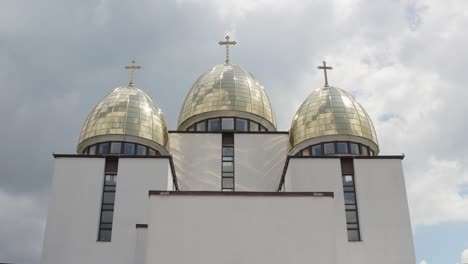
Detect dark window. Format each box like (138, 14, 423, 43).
(341, 159, 360, 242)
(337, 142, 348, 153)
(222, 118, 234, 130)
(188, 126, 195, 131)
(302, 148, 310, 156)
(350, 143, 360, 155)
(98, 143, 110, 154)
(222, 133, 234, 145)
(260, 125, 267, 132)
(196, 121, 206, 131)
(221, 133, 235, 191)
(361, 146, 369, 155)
(324, 143, 335, 155)
(148, 148, 157, 156)
(311, 145, 321, 156)
(89, 145, 97, 155)
(110, 142, 122, 154)
(223, 147, 234, 156)
(98, 158, 118, 242)
(123, 143, 135, 155)
(136, 145, 147, 156)
(249, 121, 259, 131)
(208, 119, 221, 131)
(236, 118, 248, 131)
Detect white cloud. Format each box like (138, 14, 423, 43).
(462, 249, 468, 264)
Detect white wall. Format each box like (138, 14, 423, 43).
(349, 158, 415, 264)
(235, 133, 288, 191)
(169, 133, 222, 190)
(146, 194, 336, 264)
(284, 157, 415, 264)
(169, 132, 289, 191)
(41, 157, 172, 264)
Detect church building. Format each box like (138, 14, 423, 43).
(41, 36, 416, 264)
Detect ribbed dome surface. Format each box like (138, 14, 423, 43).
(289, 86, 378, 149)
(77, 87, 168, 152)
(178, 64, 276, 129)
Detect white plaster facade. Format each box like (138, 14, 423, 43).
(42, 132, 415, 264)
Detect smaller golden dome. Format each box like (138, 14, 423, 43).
(289, 86, 378, 153)
(77, 87, 169, 154)
(177, 64, 277, 130)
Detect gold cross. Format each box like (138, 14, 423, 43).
(124, 60, 142, 87)
(317, 61, 333, 87)
(218, 35, 237, 65)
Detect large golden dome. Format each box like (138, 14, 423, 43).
(77, 86, 169, 154)
(289, 86, 378, 153)
(177, 64, 277, 130)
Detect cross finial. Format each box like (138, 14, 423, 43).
(317, 61, 333, 87)
(124, 60, 142, 87)
(218, 35, 237, 64)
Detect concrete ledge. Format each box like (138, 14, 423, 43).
(148, 190, 334, 198)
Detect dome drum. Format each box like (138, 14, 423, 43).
(178, 110, 276, 132)
(77, 134, 169, 156)
(289, 135, 379, 157)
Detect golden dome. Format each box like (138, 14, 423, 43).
(289, 86, 378, 152)
(177, 64, 277, 130)
(77, 86, 169, 153)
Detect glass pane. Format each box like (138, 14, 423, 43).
(102, 192, 115, 204)
(222, 172, 234, 177)
(342, 175, 353, 186)
(222, 162, 234, 172)
(136, 145, 147, 155)
(324, 143, 335, 155)
(110, 142, 121, 154)
(369, 149, 374, 156)
(361, 146, 368, 155)
(188, 126, 195, 131)
(89, 145, 97, 155)
(346, 210, 358, 223)
(344, 192, 356, 204)
(222, 178, 234, 189)
(249, 121, 259, 131)
(100, 223, 113, 229)
(347, 229, 360, 241)
(196, 121, 206, 131)
(222, 118, 234, 130)
(98, 143, 110, 154)
(236, 118, 248, 131)
(260, 125, 267, 131)
(223, 147, 234, 156)
(123, 143, 135, 155)
(302, 148, 310, 156)
(104, 186, 116, 192)
(345, 204, 357, 210)
(208, 119, 221, 131)
(347, 223, 359, 229)
(311, 145, 321, 156)
(337, 142, 348, 153)
(350, 143, 360, 154)
(148, 148, 157, 156)
(98, 229, 112, 241)
(100, 210, 114, 223)
(105, 174, 116, 185)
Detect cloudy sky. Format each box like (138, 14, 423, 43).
(1, 0, 468, 263)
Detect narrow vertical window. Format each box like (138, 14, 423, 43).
(222, 133, 234, 191)
(341, 158, 361, 241)
(98, 158, 118, 241)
